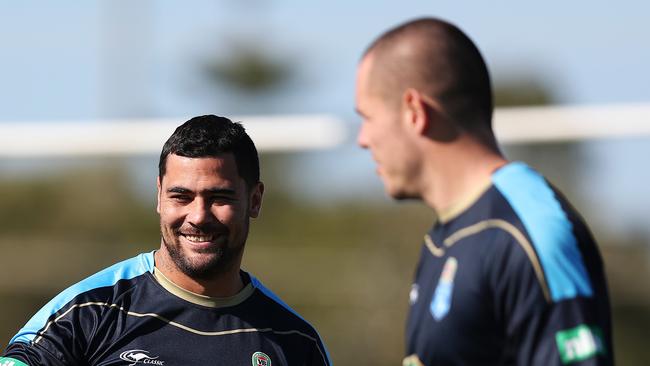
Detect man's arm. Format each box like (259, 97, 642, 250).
(0, 355, 30, 366)
(489, 233, 613, 366)
(3, 340, 66, 366)
(308, 334, 332, 366)
(2, 295, 89, 366)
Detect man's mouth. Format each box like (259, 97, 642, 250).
(181, 233, 215, 243)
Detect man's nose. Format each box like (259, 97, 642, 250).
(357, 123, 369, 149)
(186, 198, 213, 225)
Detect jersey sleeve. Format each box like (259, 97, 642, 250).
(3, 253, 154, 366)
(491, 162, 613, 365)
(2, 296, 93, 365)
(2, 340, 68, 366)
(307, 334, 331, 366)
(487, 229, 613, 366)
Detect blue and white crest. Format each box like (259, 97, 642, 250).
(430, 257, 458, 321)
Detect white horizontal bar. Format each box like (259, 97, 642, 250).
(494, 102, 650, 144)
(0, 114, 348, 157)
(1, 103, 649, 157)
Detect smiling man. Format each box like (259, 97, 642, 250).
(2, 115, 331, 366)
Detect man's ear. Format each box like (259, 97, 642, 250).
(404, 89, 458, 143)
(402, 88, 429, 136)
(156, 176, 162, 214)
(248, 182, 265, 218)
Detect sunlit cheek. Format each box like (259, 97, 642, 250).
(159, 203, 185, 226)
(212, 205, 239, 224)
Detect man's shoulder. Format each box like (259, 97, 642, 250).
(247, 275, 322, 336)
(490, 162, 592, 247)
(54, 251, 155, 302)
(244, 274, 331, 363)
(491, 162, 583, 224)
(491, 162, 598, 302)
(9, 252, 154, 345)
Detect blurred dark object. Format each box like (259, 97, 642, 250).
(205, 45, 293, 93)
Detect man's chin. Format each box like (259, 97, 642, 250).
(161, 234, 244, 279)
(181, 245, 245, 278)
(165, 245, 225, 278)
(177, 257, 229, 279)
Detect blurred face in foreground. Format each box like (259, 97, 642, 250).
(157, 153, 263, 279)
(356, 54, 422, 200)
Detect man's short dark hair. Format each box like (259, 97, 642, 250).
(158, 115, 260, 189)
(365, 17, 496, 147)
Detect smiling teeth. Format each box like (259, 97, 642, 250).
(184, 235, 214, 242)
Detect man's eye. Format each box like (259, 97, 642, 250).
(210, 196, 236, 205)
(170, 195, 191, 202)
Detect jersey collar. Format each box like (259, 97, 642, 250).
(153, 266, 255, 308)
(436, 177, 493, 224)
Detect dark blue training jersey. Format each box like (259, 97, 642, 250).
(403, 162, 612, 366)
(2, 252, 331, 366)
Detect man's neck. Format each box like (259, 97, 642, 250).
(153, 249, 244, 298)
(420, 139, 507, 214)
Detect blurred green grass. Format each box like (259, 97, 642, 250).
(1, 160, 648, 365)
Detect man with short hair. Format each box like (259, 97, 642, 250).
(356, 18, 613, 365)
(2, 115, 331, 365)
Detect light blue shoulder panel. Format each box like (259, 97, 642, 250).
(10, 251, 154, 344)
(492, 162, 593, 302)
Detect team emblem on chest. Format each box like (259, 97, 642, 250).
(252, 351, 271, 366)
(430, 256, 458, 321)
(409, 283, 419, 305)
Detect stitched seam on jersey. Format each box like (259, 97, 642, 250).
(424, 234, 445, 257)
(441, 219, 551, 302)
(12, 253, 153, 345)
(34, 301, 327, 363)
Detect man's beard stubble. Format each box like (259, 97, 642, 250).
(160, 224, 248, 281)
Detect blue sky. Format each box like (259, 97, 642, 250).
(1, 1, 648, 121)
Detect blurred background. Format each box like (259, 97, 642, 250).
(1, 1, 650, 365)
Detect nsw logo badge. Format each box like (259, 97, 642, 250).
(430, 256, 458, 321)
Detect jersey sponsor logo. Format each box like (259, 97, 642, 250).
(0, 357, 29, 366)
(430, 256, 458, 321)
(252, 351, 272, 366)
(409, 283, 419, 305)
(119, 349, 165, 365)
(556, 324, 605, 364)
(402, 354, 425, 366)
